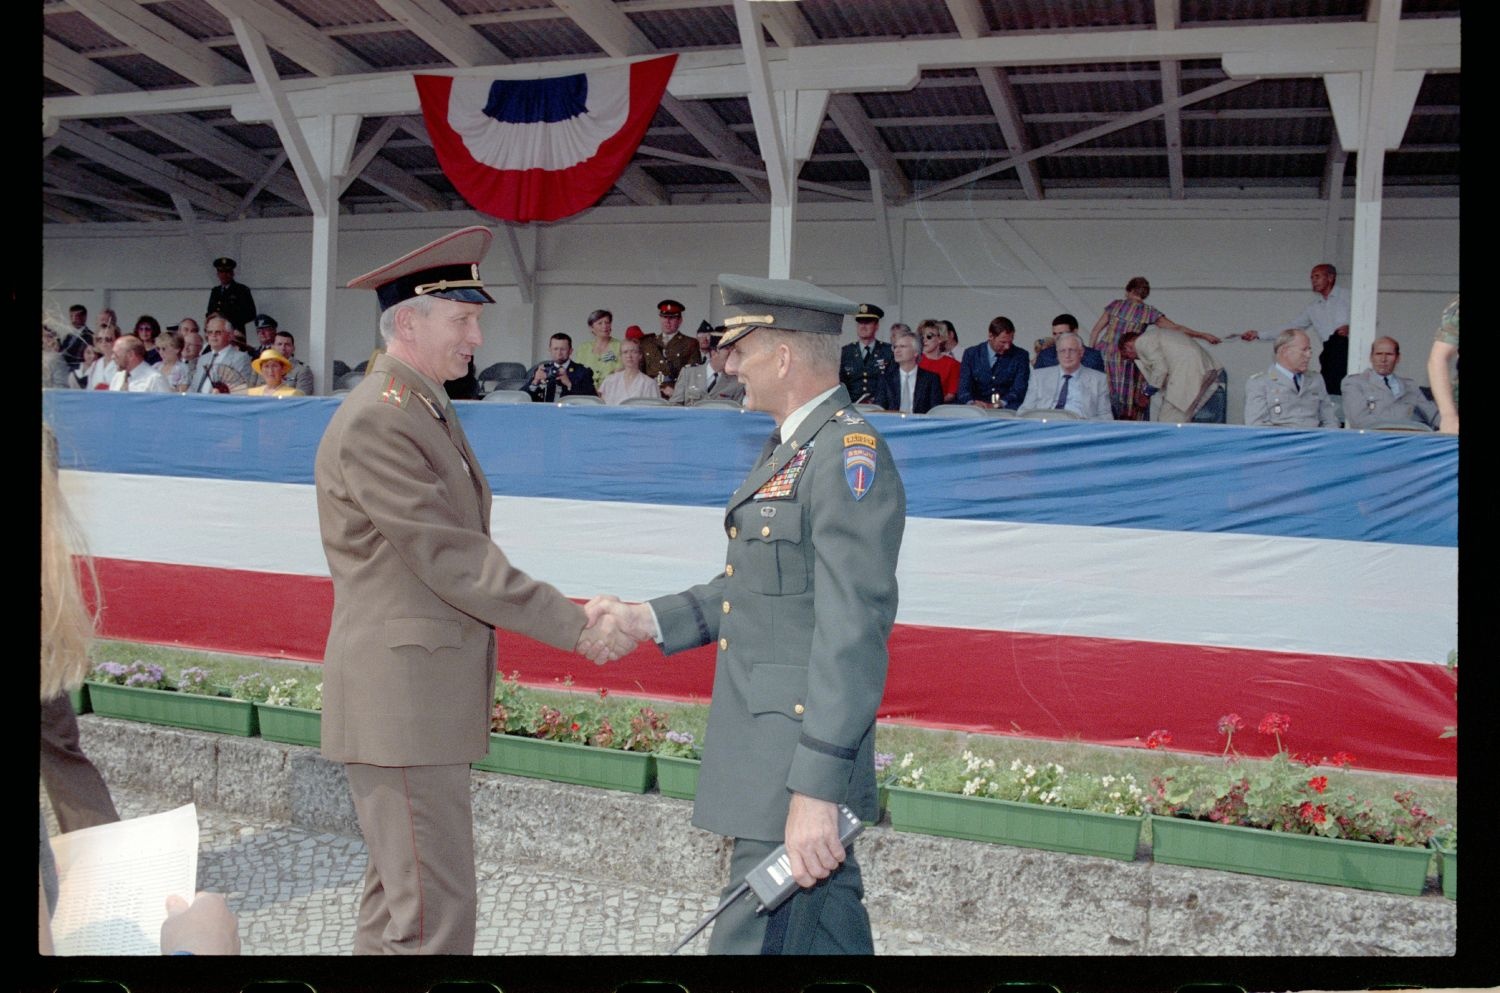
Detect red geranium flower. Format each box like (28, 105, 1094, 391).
(1297, 801, 1328, 825)
(1257, 713, 1291, 736)
(1217, 713, 1245, 735)
(1145, 729, 1172, 750)
(1307, 775, 1328, 794)
(1331, 751, 1356, 768)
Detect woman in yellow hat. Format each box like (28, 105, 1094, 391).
(247, 349, 305, 397)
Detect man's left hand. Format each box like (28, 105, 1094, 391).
(784, 793, 845, 888)
(1334, 325, 1350, 337)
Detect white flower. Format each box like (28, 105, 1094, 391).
(962, 777, 985, 796)
(1010, 758, 1022, 772)
(1024, 764, 1036, 779)
(899, 752, 914, 769)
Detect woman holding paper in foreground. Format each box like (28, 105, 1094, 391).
(38, 425, 241, 956)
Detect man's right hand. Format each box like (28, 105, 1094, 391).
(1240, 330, 1259, 341)
(160, 892, 240, 955)
(585, 595, 658, 642)
(532, 366, 548, 384)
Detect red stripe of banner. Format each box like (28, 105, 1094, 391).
(91, 558, 1456, 778)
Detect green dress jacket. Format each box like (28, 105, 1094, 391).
(651, 386, 906, 841)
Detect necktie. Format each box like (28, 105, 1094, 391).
(989, 349, 998, 369)
(757, 428, 781, 465)
(864, 346, 873, 364)
(707, 373, 717, 394)
(1293, 373, 1302, 392)
(901, 371, 914, 412)
(1383, 375, 1391, 390)
(1054, 374, 1072, 410)
(198, 351, 218, 393)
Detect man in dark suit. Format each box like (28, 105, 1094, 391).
(526, 332, 598, 401)
(589, 273, 906, 954)
(1034, 313, 1106, 373)
(956, 315, 1030, 408)
(206, 256, 257, 333)
(316, 227, 631, 954)
(873, 326, 943, 414)
(838, 302, 893, 402)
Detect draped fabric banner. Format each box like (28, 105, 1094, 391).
(45, 392, 1458, 776)
(415, 55, 677, 223)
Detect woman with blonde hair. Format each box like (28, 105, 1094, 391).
(598, 338, 661, 404)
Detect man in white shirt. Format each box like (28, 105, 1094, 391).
(1241, 263, 1350, 393)
(1019, 332, 1111, 419)
(192, 314, 254, 393)
(1341, 336, 1439, 429)
(108, 335, 172, 393)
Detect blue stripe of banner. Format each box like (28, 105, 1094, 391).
(482, 74, 588, 124)
(44, 391, 1457, 547)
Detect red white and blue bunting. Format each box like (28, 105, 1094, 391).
(415, 55, 677, 223)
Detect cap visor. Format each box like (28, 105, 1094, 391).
(429, 288, 496, 305)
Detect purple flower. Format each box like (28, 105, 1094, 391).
(665, 730, 694, 745)
(874, 752, 896, 773)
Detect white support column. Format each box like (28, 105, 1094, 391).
(302, 114, 359, 395)
(1321, 146, 1347, 264)
(870, 170, 899, 308)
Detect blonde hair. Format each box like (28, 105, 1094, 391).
(40, 426, 100, 700)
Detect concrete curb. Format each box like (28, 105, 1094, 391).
(76, 715, 1455, 956)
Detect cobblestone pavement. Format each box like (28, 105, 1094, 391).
(44, 784, 969, 956)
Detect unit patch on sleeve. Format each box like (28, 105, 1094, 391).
(843, 432, 877, 500)
(754, 442, 814, 500)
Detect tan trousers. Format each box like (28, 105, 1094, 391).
(345, 762, 475, 954)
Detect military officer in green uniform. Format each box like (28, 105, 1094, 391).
(590, 274, 906, 954)
(838, 302, 893, 403)
(640, 298, 702, 397)
(206, 256, 257, 334)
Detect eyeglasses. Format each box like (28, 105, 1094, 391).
(922, 333, 939, 340)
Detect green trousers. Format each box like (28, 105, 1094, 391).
(707, 837, 873, 955)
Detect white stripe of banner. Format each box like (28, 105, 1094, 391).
(63, 472, 1455, 665)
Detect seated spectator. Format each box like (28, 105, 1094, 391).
(956, 315, 1030, 409)
(838, 303, 892, 403)
(599, 339, 660, 404)
(671, 331, 744, 405)
(192, 315, 254, 393)
(180, 323, 204, 387)
(1244, 329, 1338, 428)
(59, 305, 95, 372)
(1119, 327, 1222, 423)
(940, 320, 959, 356)
(132, 315, 163, 364)
(108, 336, 172, 393)
(916, 319, 960, 402)
(1034, 313, 1106, 373)
(152, 331, 193, 393)
(640, 299, 700, 398)
(75, 325, 120, 390)
(526, 333, 597, 402)
(1341, 337, 1439, 430)
(272, 330, 316, 396)
(1019, 332, 1111, 419)
(251, 314, 280, 357)
(42, 326, 76, 389)
(573, 309, 622, 388)
(1427, 296, 1458, 436)
(873, 327, 943, 414)
(246, 349, 305, 397)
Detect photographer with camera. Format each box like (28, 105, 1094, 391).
(526, 332, 598, 403)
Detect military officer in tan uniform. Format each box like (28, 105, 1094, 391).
(1244, 328, 1339, 428)
(589, 274, 906, 954)
(640, 298, 701, 397)
(315, 227, 631, 955)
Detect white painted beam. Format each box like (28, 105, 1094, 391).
(1160, 61, 1185, 199)
(230, 15, 330, 216)
(339, 118, 402, 198)
(1322, 146, 1347, 262)
(361, 156, 447, 212)
(373, 0, 510, 68)
(908, 77, 1254, 202)
(128, 114, 306, 208)
(205, 0, 371, 78)
(612, 164, 669, 206)
(870, 169, 899, 306)
(551, 0, 653, 57)
(946, 0, 1043, 200)
(65, 0, 250, 86)
(234, 149, 289, 216)
(55, 121, 243, 215)
(42, 36, 135, 95)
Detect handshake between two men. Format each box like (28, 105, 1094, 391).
(571, 595, 656, 665)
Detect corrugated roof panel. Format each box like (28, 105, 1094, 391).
(107, 127, 180, 156)
(906, 158, 1026, 184)
(1190, 77, 1327, 111)
(378, 144, 439, 171)
(92, 54, 194, 90)
(1417, 72, 1460, 105)
(981, 0, 1155, 31)
(640, 163, 741, 186)
(628, 6, 740, 49)
(1039, 154, 1167, 180)
(639, 132, 710, 158)
(212, 44, 315, 79)
(1183, 151, 1323, 179)
(1027, 119, 1164, 148)
(879, 123, 1008, 154)
(1184, 116, 1333, 147)
(704, 98, 754, 126)
(796, 0, 959, 40)
(208, 120, 281, 151)
(1403, 112, 1459, 145)
(274, 0, 390, 29)
(446, 0, 557, 13)
(148, 1, 233, 40)
(813, 126, 854, 155)
(43, 77, 73, 98)
(801, 160, 870, 184)
(858, 76, 989, 118)
(1180, 0, 1364, 24)
(1384, 151, 1460, 177)
(477, 18, 602, 59)
(337, 30, 446, 68)
(1015, 75, 1160, 116)
(1401, 0, 1462, 15)
(42, 12, 121, 52)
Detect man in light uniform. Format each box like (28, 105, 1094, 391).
(1244, 329, 1339, 428)
(1341, 337, 1439, 429)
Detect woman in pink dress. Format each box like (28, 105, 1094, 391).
(1089, 277, 1219, 420)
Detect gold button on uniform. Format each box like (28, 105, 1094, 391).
(722, 601, 731, 614)
(719, 637, 728, 650)
(725, 564, 734, 577)
(760, 525, 771, 537)
(794, 704, 805, 715)
(729, 526, 738, 538)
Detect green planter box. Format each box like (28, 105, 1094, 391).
(85, 681, 258, 737)
(655, 755, 701, 799)
(256, 704, 322, 747)
(1441, 850, 1456, 900)
(473, 734, 655, 793)
(1150, 815, 1433, 897)
(886, 785, 1143, 861)
(69, 684, 90, 715)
